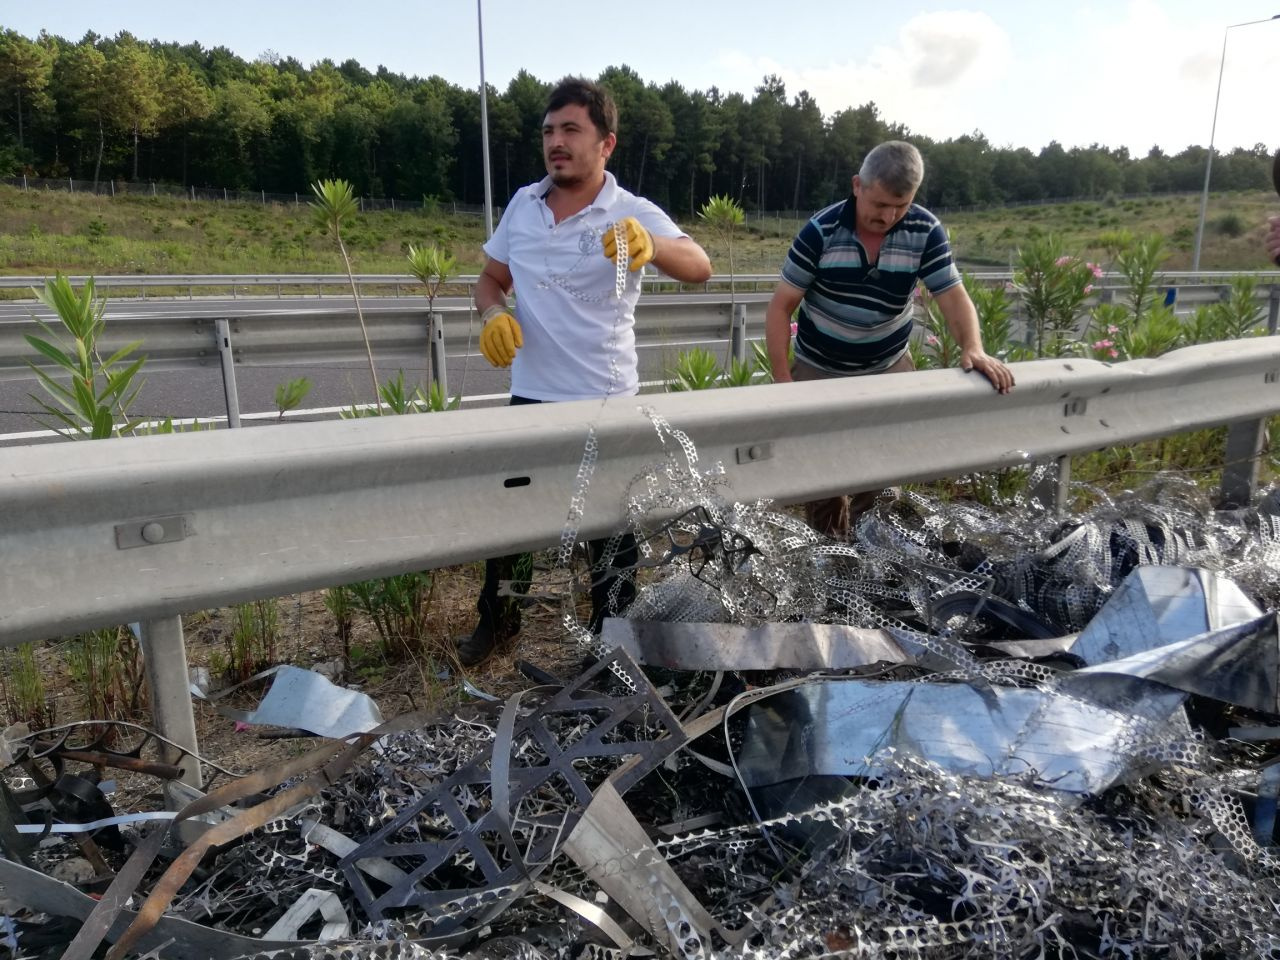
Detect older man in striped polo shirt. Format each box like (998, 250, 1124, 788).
(764, 140, 1014, 538)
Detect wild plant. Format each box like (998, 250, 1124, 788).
(24, 275, 146, 439)
(1117, 304, 1184, 359)
(225, 599, 279, 683)
(311, 179, 381, 412)
(323, 586, 355, 663)
(1012, 236, 1101, 357)
(1112, 234, 1168, 323)
(64, 627, 147, 725)
(963, 275, 1019, 360)
(406, 243, 457, 389)
(722, 356, 759, 387)
(1, 643, 54, 730)
(133, 416, 217, 435)
(667, 346, 723, 390)
(345, 572, 434, 661)
(342, 371, 460, 418)
(274, 376, 313, 421)
(699, 194, 745, 365)
(914, 291, 961, 369)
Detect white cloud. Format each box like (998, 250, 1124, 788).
(1005, 0, 1279, 153)
(899, 10, 1013, 88)
(711, 11, 1013, 141)
(707, 3, 1277, 153)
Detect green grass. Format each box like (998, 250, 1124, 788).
(0, 186, 492, 279)
(943, 191, 1280, 271)
(1, 185, 1276, 284)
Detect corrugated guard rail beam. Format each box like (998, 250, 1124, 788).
(4, 337, 1280, 645)
(0, 300, 748, 381)
(3, 286, 1277, 382)
(1, 270, 1276, 293)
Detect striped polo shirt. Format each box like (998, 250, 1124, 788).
(781, 197, 961, 375)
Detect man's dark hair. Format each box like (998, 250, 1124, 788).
(546, 77, 618, 139)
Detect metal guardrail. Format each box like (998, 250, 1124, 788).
(3, 270, 1277, 299)
(2, 280, 1275, 388)
(4, 339, 1280, 646)
(5, 339, 1279, 758)
(0, 298, 751, 385)
(0, 273, 785, 298)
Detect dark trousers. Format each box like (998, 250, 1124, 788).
(792, 353, 914, 539)
(476, 395, 639, 634)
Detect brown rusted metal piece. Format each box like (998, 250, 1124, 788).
(100, 712, 432, 960)
(48, 747, 184, 780)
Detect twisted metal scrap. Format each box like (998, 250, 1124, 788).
(15, 424, 1280, 959)
(339, 647, 685, 936)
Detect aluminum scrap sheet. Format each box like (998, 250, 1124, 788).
(601, 617, 914, 671)
(216, 665, 384, 738)
(736, 678, 1184, 795)
(1069, 566, 1262, 666)
(1074, 610, 1280, 714)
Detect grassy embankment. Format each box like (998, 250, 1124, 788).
(2, 186, 1278, 289)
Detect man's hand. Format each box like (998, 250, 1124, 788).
(479, 305, 522, 368)
(1267, 216, 1280, 266)
(602, 217, 654, 271)
(961, 348, 1015, 394)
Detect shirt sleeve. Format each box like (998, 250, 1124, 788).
(779, 218, 824, 291)
(918, 221, 962, 294)
(482, 190, 519, 264)
(628, 196, 687, 240)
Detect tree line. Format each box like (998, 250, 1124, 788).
(0, 28, 1273, 217)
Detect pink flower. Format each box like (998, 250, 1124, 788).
(1004, 282, 1016, 293)
(789, 321, 798, 337)
(1107, 324, 1119, 334)
(1055, 255, 1073, 266)
(1083, 284, 1094, 294)
(1092, 339, 1113, 350)
(1108, 348, 1118, 358)
(926, 334, 940, 346)
(1087, 262, 1104, 279)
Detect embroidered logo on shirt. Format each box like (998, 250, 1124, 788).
(579, 227, 602, 255)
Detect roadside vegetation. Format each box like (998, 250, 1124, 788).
(2, 185, 1278, 289)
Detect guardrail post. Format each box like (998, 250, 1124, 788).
(429, 311, 448, 399)
(214, 318, 242, 428)
(1219, 419, 1266, 509)
(1269, 284, 1279, 335)
(1031, 455, 1071, 515)
(138, 616, 202, 789)
(730, 303, 748, 366)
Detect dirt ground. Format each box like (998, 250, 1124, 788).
(10, 556, 597, 782)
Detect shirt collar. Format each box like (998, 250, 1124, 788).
(533, 170, 618, 211)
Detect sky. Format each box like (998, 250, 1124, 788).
(4, 0, 1279, 156)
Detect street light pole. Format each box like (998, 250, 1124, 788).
(477, 0, 495, 239)
(1191, 15, 1279, 273)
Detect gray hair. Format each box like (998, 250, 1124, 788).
(859, 141, 924, 195)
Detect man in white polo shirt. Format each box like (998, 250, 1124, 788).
(458, 76, 712, 667)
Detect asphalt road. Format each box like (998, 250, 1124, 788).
(0, 293, 766, 441)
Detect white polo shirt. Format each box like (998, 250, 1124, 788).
(483, 172, 686, 401)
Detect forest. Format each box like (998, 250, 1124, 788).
(0, 28, 1274, 217)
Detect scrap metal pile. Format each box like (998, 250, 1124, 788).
(5, 414, 1280, 958)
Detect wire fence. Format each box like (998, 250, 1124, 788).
(1, 175, 488, 217)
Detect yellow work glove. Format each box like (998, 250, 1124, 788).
(479, 305, 522, 368)
(602, 216, 654, 271)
